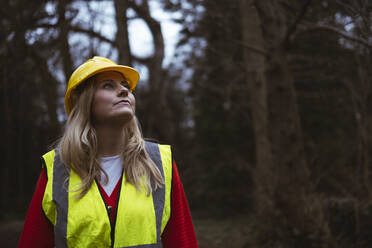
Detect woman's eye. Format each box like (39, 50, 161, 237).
(103, 83, 113, 89)
(121, 81, 131, 90)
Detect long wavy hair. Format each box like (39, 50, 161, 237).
(57, 76, 164, 198)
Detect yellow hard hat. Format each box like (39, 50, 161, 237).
(64, 56, 140, 115)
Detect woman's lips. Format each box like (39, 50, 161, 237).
(114, 100, 130, 106)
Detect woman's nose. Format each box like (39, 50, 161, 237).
(118, 85, 129, 96)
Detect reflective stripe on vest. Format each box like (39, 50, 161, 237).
(42, 142, 172, 248)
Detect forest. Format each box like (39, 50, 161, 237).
(1, 0, 372, 247)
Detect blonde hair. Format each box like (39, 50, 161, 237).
(58, 76, 164, 198)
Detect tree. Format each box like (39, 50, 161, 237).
(114, 0, 131, 65)
(247, 0, 334, 246)
(177, 0, 372, 246)
(0, 0, 61, 214)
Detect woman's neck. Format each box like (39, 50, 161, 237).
(95, 124, 126, 157)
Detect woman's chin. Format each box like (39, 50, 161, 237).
(94, 112, 134, 127)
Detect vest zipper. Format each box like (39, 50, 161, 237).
(95, 179, 116, 247)
(110, 173, 124, 248)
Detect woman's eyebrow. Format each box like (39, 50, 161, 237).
(100, 79, 114, 83)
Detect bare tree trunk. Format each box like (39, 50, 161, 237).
(250, 0, 333, 246)
(32, 51, 61, 137)
(348, 52, 372, 195)
(254, 0, 309, 179)
(10, 30, 28, 208)
(239, 0, 276, 216)
(240, 0, 271, 170)
(114, 0, 132, 65)
(1, 56, 12, 211)
(335, 3, 372, 244)
(57, 0, 73, 84)
(344, 49, 372, 242)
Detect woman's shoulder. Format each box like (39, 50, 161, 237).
(41, 149, 56, 161)
(40, 149, 58, 171)
(144, 140, 171, 149)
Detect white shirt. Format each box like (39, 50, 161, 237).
(99, 155, 123, 196)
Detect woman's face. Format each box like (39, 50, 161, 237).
(92, 71, 136, 126)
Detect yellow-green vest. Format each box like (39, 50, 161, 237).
(41, 142, 172, 248)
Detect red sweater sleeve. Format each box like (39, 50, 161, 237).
(161, 161, 199, 248)
(18, 169, 54, 248)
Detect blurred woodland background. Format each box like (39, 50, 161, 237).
(2, 0, 372, 247)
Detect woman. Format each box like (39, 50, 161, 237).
(19, 56, 198, 247)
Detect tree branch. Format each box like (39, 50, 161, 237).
(132, 55, 151, 65)
(37, 23, 116, 45)
(285, 0, 313, 45)
(37, 22, 154, 68)
(296, 23, 372, 49)
(128, 0, 164, 63)
(233, 39, 267, 56)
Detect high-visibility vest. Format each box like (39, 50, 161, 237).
(41, 142, 172, 248)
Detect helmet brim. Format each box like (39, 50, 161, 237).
(65, 61, 139, 116)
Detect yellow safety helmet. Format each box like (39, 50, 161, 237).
(64, 56, 140, 115)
